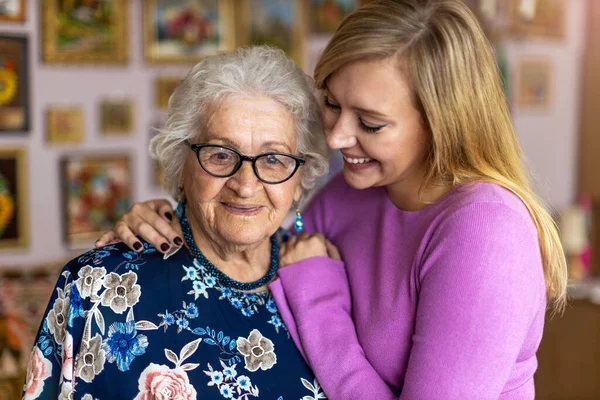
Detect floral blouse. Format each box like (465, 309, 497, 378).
(23, 242, 326, 400)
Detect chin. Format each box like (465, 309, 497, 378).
(342, 168, 381, 190)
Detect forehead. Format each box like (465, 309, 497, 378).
(201, 95, 297, 151)
(327, 58, 416, 110)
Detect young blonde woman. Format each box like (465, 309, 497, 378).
(96, 0, 567, 398)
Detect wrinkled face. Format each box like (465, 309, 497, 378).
(182, 95, 302, 247)
(322, 57, 430, 192)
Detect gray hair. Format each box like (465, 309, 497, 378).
(150, 45, 330, 202)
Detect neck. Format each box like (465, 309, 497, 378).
(186, 214, 272, 285)
(385, 174, 451, 212)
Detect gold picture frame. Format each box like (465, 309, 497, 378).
(155, 76, 183, 110)
(0, 147, 28, 250)
(100, 99, 134, 135)
(42, 0, 128, 64)
(143, 0, 236, 64)
(516, 57, 553, 110)
(236, 0, 307, 69)
(510, 0, 566, 39)
(0, 0, 26, 22)
(46, 106, 84, 144)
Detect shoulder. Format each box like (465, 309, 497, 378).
(64, 241, 165, 278)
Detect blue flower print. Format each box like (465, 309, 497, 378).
(176, 317, 189, 330)
(210, 370, 224, 385)
(221, 287, 233, 298)
(220, 384, 234, 398)
(241, 308, 254, 317)
(204, 276, 217, 288)
(162, 311, 175, 326)
(102, 321, 148, 372)
(95, 250, 111, 259)
(266, 299, 277, 314)
(182, 265, 198, 281)
(191, 281, 208, 299)
(68, 284, 85, 327)
(185, 303, 199, 319)
(237, 375, 252, 391)
(269, 315, 283, 329)
(246, 294, 258, 302)
(231, 298, 243, 309)
(223, 365, 237, 379)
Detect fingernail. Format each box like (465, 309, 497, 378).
(160, 243, 170, 252)
(133, 242, 142, 251)
(165, 212, 173, 221)
(174, 237, 183, 246)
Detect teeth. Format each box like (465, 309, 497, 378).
(343, 156, 374, 164)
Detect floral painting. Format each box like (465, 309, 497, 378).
(0, 34, 29, 132)
(61, 154, 131, 249)
(100, 99, 134, 135)
(42, 0, 128, 63)
(0, 0, 26, 22)
(143, 0, 235, 64)
(46, 106, 84, 144)
(309, 0, 359, 34)
(0, 147, 27, 250)
(516, 57, 553, 110)
(511, 0, 566, 39)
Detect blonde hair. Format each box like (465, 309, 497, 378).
(315, 0, 567, 312)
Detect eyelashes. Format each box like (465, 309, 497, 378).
(324, 96, 385, 133)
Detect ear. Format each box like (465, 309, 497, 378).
(293, 182, 303, 204)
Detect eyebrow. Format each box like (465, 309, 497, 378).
(324, 85, 389, 119)
(207, 137, 292, 152)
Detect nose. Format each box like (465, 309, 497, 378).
(225, 161, 262, 198)
(325, 113, 358, 150)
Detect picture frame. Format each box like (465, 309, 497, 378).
(0, 34, 30, 132)
(143, 0, 236, 64)
(510, 0, 566, 39)
(100, 99, 134, 135)
(61, 154, 132, 249)
(516, 57, 553, 110)
(155, 76, 183, 110)
(308, 0, 360, 34)
(0, 147, 28, 250)
(0, 0, 26, 22)
(46, 106, 84, 144)
(236, 0, 307, 69)
(42, 0, 128, 64)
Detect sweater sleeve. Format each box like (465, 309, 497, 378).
(269, 257, 397, 399)
(401, 202, 545, 399)
(271, 201, 545, 400)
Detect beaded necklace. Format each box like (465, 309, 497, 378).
(178, 203, 279, 291)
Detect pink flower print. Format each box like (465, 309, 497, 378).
(134, 363, 197, 400)
(23, 347, 52, 400)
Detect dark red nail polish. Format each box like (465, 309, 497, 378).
(174, 237, 183, 246)
(165, 212, 173, 221)
(133, 242, 142, 251)
(160, 243, 170, 252)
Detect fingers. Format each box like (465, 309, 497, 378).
(95, 230, 118, 247)
(325, 239, 342, 261)
(150, 199, 175, 222)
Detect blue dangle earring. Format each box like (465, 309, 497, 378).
(293, 201, 304, 233)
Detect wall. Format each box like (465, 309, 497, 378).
(0, 0, 588, 267)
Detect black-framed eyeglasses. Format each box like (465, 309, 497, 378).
(188, 142, 305, 184)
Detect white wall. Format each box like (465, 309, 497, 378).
(0, 0, 588, 267)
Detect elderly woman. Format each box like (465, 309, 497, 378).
(23, 46, 330, 400)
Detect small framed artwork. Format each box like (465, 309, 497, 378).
(61, 154, 132, 249)
(237, 0, 307, 69)
(100, 99, 134, 135)
(0, 35, 30, 132)
(155, 76, 183, 110)
(46, 106, 84, 144)
(0, 0, 26, 22)
(42, 0, 128, 64)
(511, 0, 566, 39)
(516, 57, 553, 110)
(143, 0, 235, 64)
(149, 120, 167, 190)
(308, 0, 360, 34)
(0, 147, 28, 250)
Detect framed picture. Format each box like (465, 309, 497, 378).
(0, 0, 26, 22)
(61, 154, 131, 249)
(511, 0, 566, 39)
(516, 57, 553, 110)
(46, 106, 84, 144)
(143, 0, 235, 64)
(155, 76, 183, 110)
(308, 0, 360, 34)
(100, 99, 134, 135)
(0, 35, 29, 132)
(0, 147, 28, 250)
(237, 0, 307, 68)
(42, 0, 128, 64)
(149, 120, 167, 190)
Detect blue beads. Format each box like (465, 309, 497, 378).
(178, 203, 279, 291)
(294, 211, 304, 233)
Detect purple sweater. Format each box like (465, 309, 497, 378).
(269, 174, 546, 399)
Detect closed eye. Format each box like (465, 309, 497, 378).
(324, 96, 341, 111)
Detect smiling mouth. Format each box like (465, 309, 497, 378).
(342, 156, 375, 164)
(221, 203, 263, 215)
